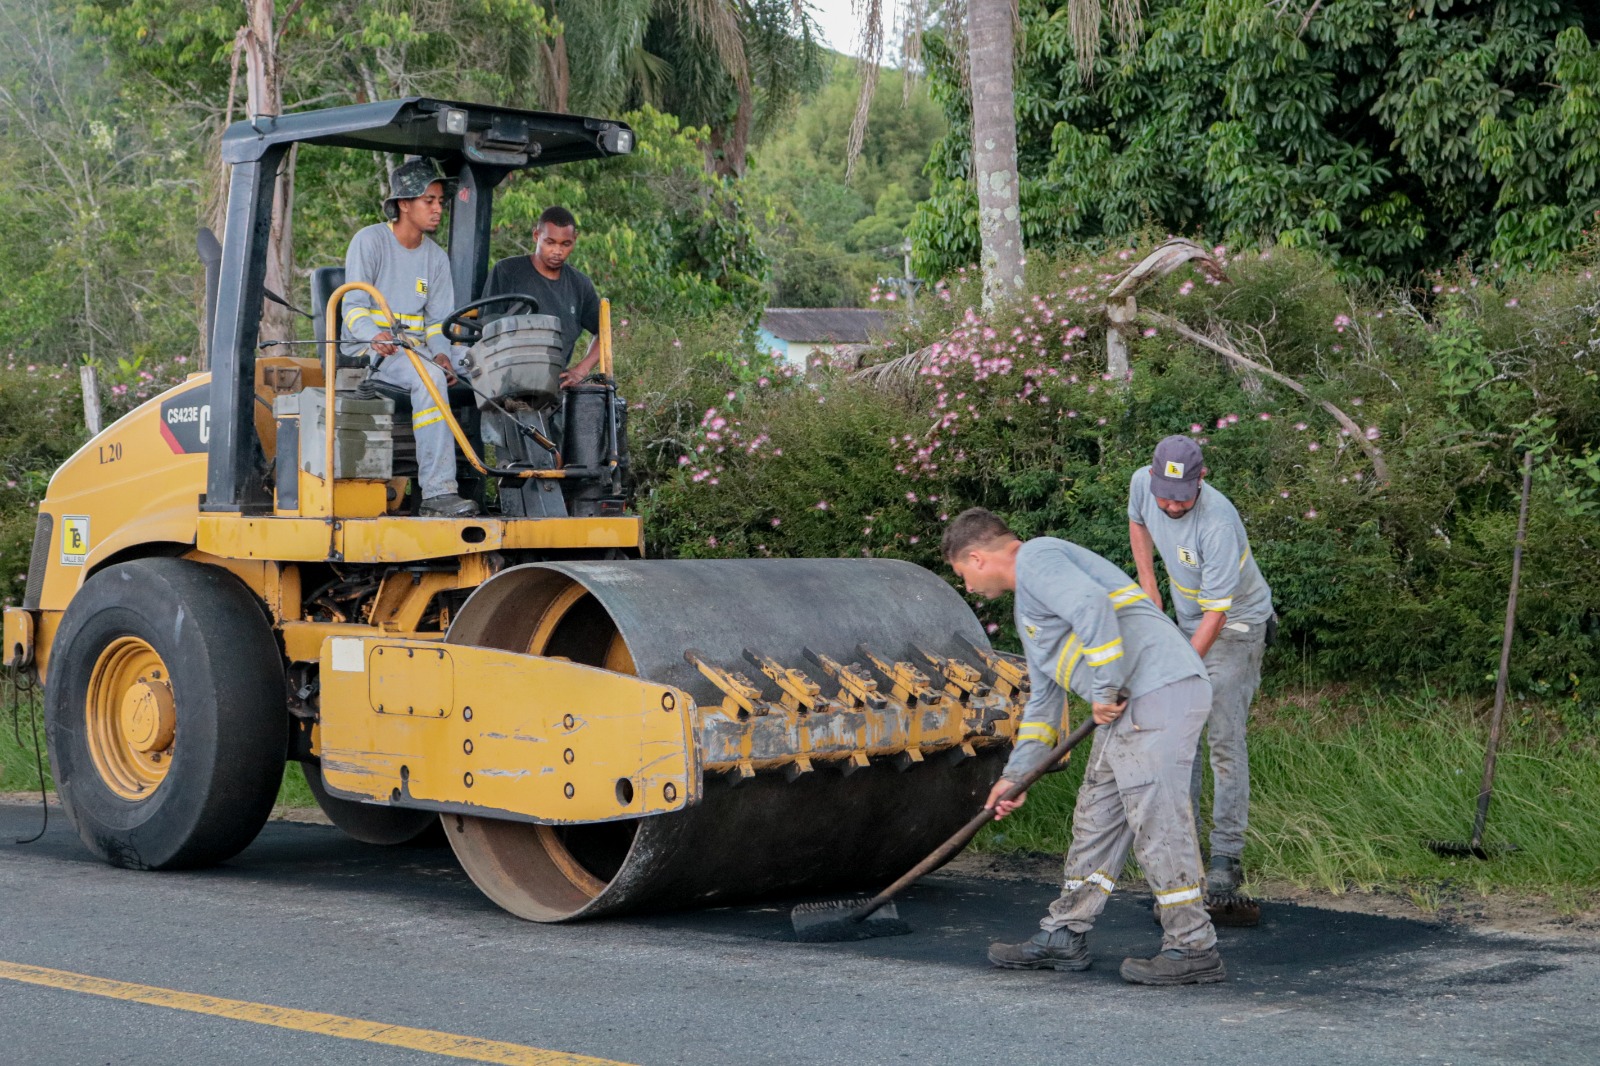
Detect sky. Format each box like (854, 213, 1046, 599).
(808, 0, 870, 58)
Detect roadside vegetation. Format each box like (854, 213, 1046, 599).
(3, 1, 1598, 913)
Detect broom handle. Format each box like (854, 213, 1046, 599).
(850, 714, 1101, 922)
(1470, 451, 1533, 850)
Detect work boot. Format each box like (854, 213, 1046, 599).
(1119, 947, 1226, 986)
(420, 493, 479, 517)
(987, 929, 1090, 971)
(1206, 855, 1244, 895)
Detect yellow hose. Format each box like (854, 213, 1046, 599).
(320, 282, 556, 509)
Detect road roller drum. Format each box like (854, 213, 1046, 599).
(313, 559, 1030, 921)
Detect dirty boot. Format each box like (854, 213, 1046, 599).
(1119, 947, 1226, 986)
(420, 493, 480, 517)
(1206, 854, 1243, 895)
(987, 929, 1090, 971)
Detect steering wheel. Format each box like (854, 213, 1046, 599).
(441, 293, 540, 345)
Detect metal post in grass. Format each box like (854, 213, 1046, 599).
(1428, 450, 1533, 860)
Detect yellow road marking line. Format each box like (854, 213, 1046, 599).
(0, 960, 632, 1066)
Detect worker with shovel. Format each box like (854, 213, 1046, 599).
(944, 509, 1225, 985)
(1127, 436, 1274, 902)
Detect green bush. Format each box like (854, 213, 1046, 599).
(631, 247, 1600, 718)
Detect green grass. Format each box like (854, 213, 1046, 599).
(976, 689, 1600, 907)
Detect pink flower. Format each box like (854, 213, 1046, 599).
(1279, 491, 1290, 499)
(985, 623, 999, 634)
(1294, 422, 1308, 431)
(1216, 417, 1228, 429)
(1178, 280, 1194, 296)
(815, 501, 830, 511)
(1308, 442, 1321, 452)
(770, 518, 781, 527)
(1365, 426, 1381, 440)
(1258, 412, 1271, 421)
(1505, 298, 1519, 307)
(1333, 314, 1352, 332)
(1190, 423, 1204, 434)
(1304, 509, 1318, 519)
(1142, 328, 1157, 338)
(706, 536, 718, 547)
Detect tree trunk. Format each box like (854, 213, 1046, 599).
(706, 83, 752, 178)
(968, 0, 1024, 308)
(539, 30, 570, 112)
(244, 0, 295, 346)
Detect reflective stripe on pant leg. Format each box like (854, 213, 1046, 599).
(1042, 728, 1133, 935)
(1109, 676, 1217, 952)
(1203, 630, 1264, 859)
(379, 357, 457, 500)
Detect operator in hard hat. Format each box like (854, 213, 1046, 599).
(341, 158, 478, 517)
(1127, 436, 1274, 898)
(943, 508, 1225, 985)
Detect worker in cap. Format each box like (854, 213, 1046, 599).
(341, 158, 478, 516)
(1128, 435, 1275, 898)
(943, 508, 1226, 985)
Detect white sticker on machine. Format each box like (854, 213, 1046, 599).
(330, 637, 365, 673)
(60, 515, 90, 566)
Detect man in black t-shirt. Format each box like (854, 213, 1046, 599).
(482, 206, 603, 388)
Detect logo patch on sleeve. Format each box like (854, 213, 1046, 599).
(414, 277, 428, 295)
(1177, 545, 1199, 567)
(1164, 460, 1186, 478)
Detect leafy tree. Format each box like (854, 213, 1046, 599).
(912, 0, 1600, 284)
(488, 106, 770, 319)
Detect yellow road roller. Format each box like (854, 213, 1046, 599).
(0, 98, 1027, 921)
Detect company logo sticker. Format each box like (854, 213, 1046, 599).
(415, 277, 428, 295)
(1177, 545, 1199, 567)
(1164, 460, 1186, 478)
(61, 516, 90, 566)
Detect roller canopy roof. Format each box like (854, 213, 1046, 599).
(219, 97, 633, 167)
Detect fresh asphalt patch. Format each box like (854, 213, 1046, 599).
(1, 803, 1596, 1065)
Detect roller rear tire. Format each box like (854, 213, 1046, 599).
(301, 761, 443, 846)
(45, 558, 288, 870)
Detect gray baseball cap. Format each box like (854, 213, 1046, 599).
(1149, 435, 1205, 501)
(382, 158, 447, 221)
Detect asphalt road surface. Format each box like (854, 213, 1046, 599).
(1, 802, 1596, 1066)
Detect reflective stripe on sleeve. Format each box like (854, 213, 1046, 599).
(1083, 637, 1124, 666)
(344, 307, 388, 330)
(412, 406, 445, 429)
(424, 323, 444, 338)
(1155, 884, 1203, 907)
(1239, 548, 1252, 570)
(1016, 722, 1059, 747)
(1053, 635, 1083, 687)
(1198, 596, 1233, 612)
(1108, 583, 1149, 609)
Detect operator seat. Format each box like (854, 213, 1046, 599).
(309, 266, 484, 508)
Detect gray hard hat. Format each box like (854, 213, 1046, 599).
(382, 158, 447, 221)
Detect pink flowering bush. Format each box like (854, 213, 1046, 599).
(635, 247, 1600, 713)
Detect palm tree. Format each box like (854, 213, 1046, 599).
(850, 1, 1143, 305)
(538, 0, 821, 178)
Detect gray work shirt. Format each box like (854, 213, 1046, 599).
(1007, 538, 1207, 779)
(340, 223, 457, 364)
(1127, 466, 1274, 634)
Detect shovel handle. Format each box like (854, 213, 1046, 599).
(849, 713, 1103, 922)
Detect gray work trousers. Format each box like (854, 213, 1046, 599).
(373, 350, 457, 500)
(1041, 675, 1216, 952)
(1189, 626, 1265, 860)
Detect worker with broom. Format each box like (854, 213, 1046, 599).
(943, 508, 1225, 985)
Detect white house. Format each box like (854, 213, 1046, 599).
(757, 308, 889, 370)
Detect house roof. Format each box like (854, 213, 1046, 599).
(759, 308, 888, 344)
